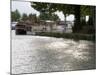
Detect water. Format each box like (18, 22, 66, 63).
(11, 30, 95, 74)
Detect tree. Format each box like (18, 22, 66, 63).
(72, 5, 96, 33)
(52, 14, 60, 21)
(56, 4, 74, 32)
(11, 9, 21, 22)
(31, 2, 57, 14)
(81, 5, 96, 26)
(87, 6, 96, 26)
(21, 13, 28, 21)
(39, 12, 59, 31)
(31, 2, 74, 32)
(31, 2, 95, 33)
(28, 13, 37, 22)
(39, 12, 60, 21)
(72, 5, 81, 33)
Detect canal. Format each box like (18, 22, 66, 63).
(11, 30, 95, 74)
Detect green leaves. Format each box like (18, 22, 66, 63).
(81, 6, 91, 16)
(21, 13, 28, 21)
(31, 2, 60, 21)
(11, 9, 21, 22)
(30, 2, 95, 33)
(31, 2, 50, 13)
(39, 12, 60, 21)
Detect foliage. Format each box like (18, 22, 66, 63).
(56, 4, 74, 16)
(11, 9, 21, 22)
(31, 2, 74, 32)
(31, 2, 95, 33)
(39, 12, 60, 21)
(21, 13, 28, 21)
(35, 32, 95, 41)
(73, 5, 96, 33)
(31, 2, 57, 13)
(28, 13, 37, 22)
(81, 6, 95, 16)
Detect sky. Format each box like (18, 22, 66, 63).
(11, 1, 75, 21)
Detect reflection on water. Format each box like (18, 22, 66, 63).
(12, 30, 95, 74)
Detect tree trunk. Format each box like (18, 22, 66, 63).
(63, 14, 67, 33)
(92, 6, 96, 27)
(72, 5, 81, 33)
(87, 6, 96, 34)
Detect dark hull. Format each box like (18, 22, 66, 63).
(16, 29, 26, 35)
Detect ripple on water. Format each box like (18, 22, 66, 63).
(12, 30, 95, 74)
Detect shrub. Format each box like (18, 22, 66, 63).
(35, 32, 95, 41)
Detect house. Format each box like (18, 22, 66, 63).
(55, 21, 73, 33)
(31, 20, 56, 32)
(31, 20, 73, 33)
(15, 20, 73, 35)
